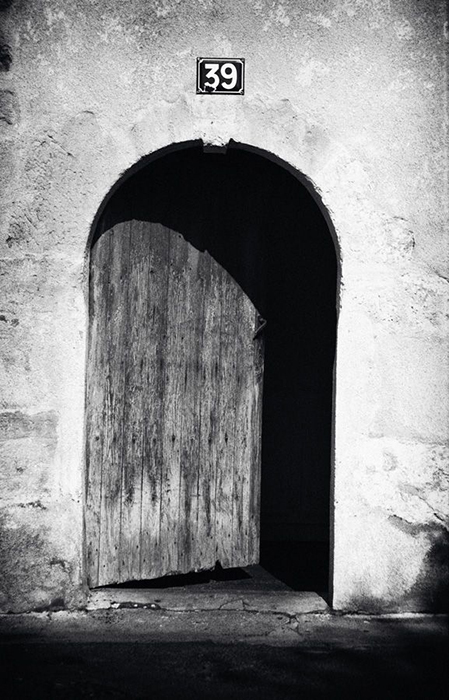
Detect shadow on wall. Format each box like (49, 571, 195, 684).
(409, 525, 449, 613)
(346, 523, 449, 613)
(0, 35, 12, 72)
(0, 0, 13, 73)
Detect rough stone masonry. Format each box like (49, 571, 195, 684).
(0, 0, 448, 613)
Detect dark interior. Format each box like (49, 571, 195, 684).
(96, 144, 337, 592)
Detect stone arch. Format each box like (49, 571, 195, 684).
(86, 139, 341, 263)
(85, 139, 341, 598)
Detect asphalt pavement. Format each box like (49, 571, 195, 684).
(1, 608, 447, 699)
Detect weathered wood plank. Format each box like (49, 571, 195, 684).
(87, 219, 264, 585)
(237, 305, 263, 565)
(160, 230, 189, 575)
(140, 223, 170, 580)
(194, 251, 219, 572)
(215, 270, 238, 569)
(86, 225, 111, 587)
(249, 312, 264, 562)
(119, 221, 147, 582)
(177, 241, 202, 573)
(98, 225, 130, 586)
(230, 297, 252, 566)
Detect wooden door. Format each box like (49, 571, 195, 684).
(86, 221, 264, 587)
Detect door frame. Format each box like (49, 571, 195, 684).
(84, 138, 341, 603)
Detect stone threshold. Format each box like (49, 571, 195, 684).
(87, 588, 329, 616)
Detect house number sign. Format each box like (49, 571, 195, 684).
(196, 58, 245, 95)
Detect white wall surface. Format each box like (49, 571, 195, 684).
(0, 0, 447, 611)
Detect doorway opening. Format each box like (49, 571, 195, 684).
(86, 142, 337, 599)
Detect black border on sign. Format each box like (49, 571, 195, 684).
(196, 58, 245, 95)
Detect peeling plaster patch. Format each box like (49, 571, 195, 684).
(0, 140, 14, 194)
(333, 506, 426, 613)
(387, 68, 415, 92)
(346, 440, 449, 528)
(97, 16, 129, 45)
(394, 18, 415, 41)
(154, 0, 176, 19)
(387, 519, 449, 612)
(130, 94, 194, 154)
(22, 17, 41, 44)
(339, 592, 387, 615)
(334, 506, 448, 613)
(302, 125, 333, 174)
(306, 12, 331, 28)
(296, 55, 330, 87)
(401, 274, 449, 334)
(0, 506, 82, 612)
(259, 1, 293, 31)
(11, 115, 113, 253)
(346, 271, 448, 342)
(384, 217, 417, 258)
(0, 256, 63, 309)
(386, 513, 412, 536)
(18, 133, 76, 247)
(0, 314, 19, 326)
(0, 34, 12, 71)
(0, 410, 58, 441)
(0, 411, 58, 505)
(43, 6, 66, 31)
(331, 0, 357, 19)
(388, 515, 434, 538)
(337, 204, 423, 267)
(7, 208, 39, 248)
(274, 4, 290, 27)
(398, 483, 449, 530)
(50, 557, 69, 571)
(411, 525, 449, 611)
(242, 96, 308, 158)
(17, 500, 47, 510)
(382, 451, 398, 472)
(0, 89, 19, 126)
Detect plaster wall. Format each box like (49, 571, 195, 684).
(0, 0, 447, 612)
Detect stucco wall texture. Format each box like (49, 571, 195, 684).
(0, 0, 447, 613)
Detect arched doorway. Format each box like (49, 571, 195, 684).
(85, 143, 337, 593)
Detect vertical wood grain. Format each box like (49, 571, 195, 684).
(214, 274, 238, 569)
(194, 251, 220, 572)
(85, 227, 110, 587)
(86, 221, 264, 585)
(231, 299, 255, 566)
(119, 221, 147, 581)
(159, 231, 189, 575)
(249, 313, 265, 561)
(177, 242, 202, 573)
(99, 226, 130, 585)
(140, 223, 170, 580)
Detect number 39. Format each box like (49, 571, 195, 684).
(204, 62, 238, 91)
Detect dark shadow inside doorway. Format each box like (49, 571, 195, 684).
(103, 551, 328, 593)
(94, 144, 337, 595)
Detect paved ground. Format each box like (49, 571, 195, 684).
(1, 609, 447, 699)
